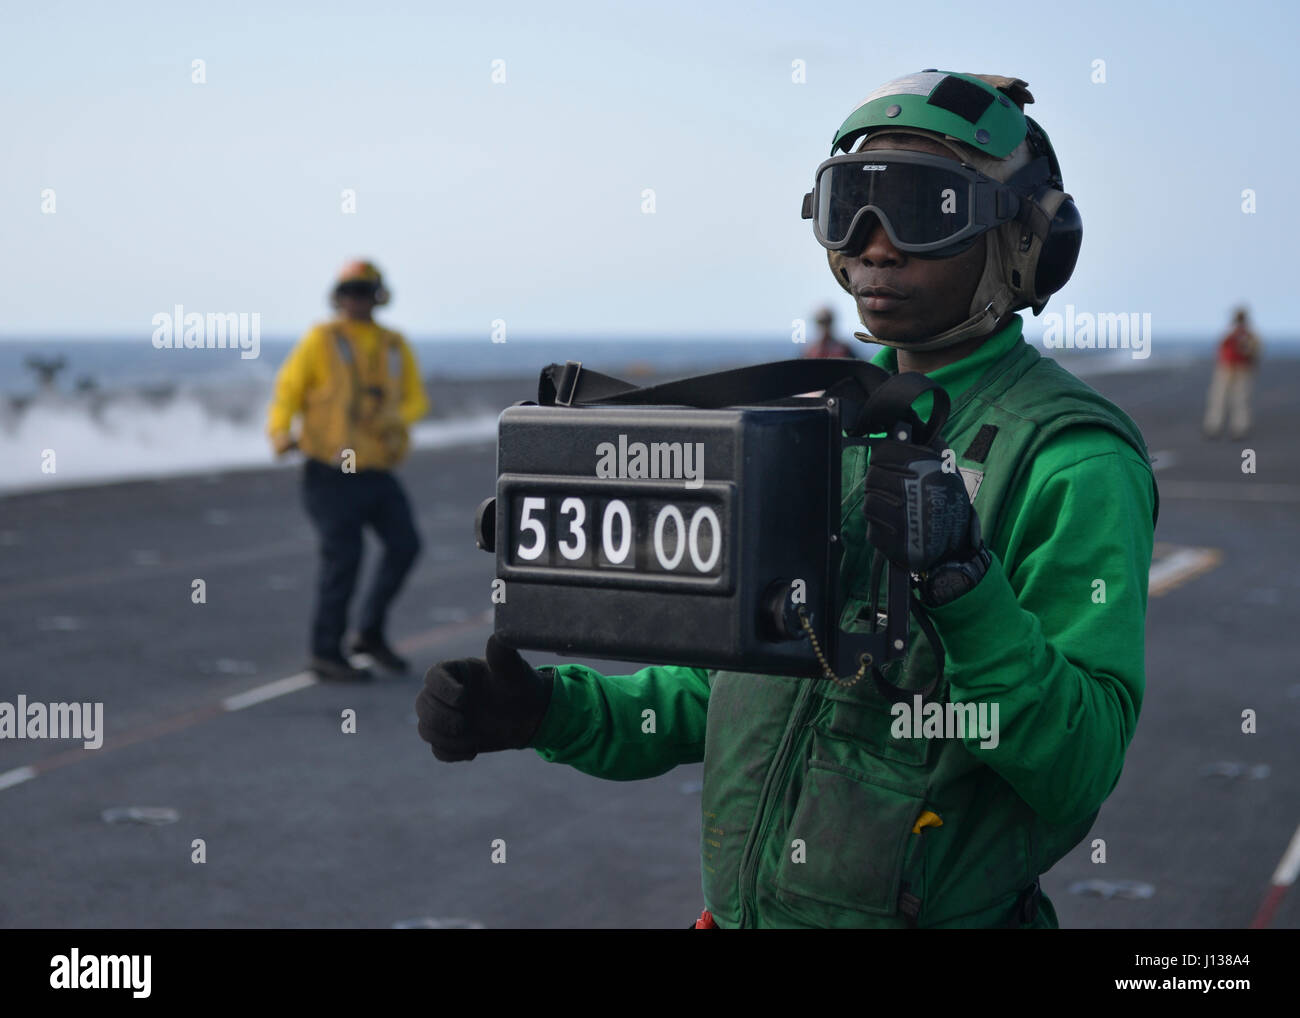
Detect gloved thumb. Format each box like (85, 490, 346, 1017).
(481, 634, 553, 748)
(485, 634, 531, 684)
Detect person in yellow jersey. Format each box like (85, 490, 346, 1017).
(268, 261, 430, 682)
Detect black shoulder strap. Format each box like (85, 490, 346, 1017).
(538, 359, 948, 443)
(860, 371, 950, 445)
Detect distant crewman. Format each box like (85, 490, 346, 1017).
(803, 306, 858, 358)
(267, 260, 430, 681)
(1203, 307, 1262, 440)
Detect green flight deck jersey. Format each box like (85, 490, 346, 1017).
(528, 315, 1158, 928)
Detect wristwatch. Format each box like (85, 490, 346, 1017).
(917, 544, 992, 607)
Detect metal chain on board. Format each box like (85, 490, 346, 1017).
(796, 606, 870, 689)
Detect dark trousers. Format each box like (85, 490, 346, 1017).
(301, 459, 421, 659)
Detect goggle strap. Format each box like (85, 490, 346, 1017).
(1001, 156, 1058, 240)
(1004, 155, 1050, 187)
(994, 187, 1019, 220)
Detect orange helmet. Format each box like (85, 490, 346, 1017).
(332, 260, 390, 305)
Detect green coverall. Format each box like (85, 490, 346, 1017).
(529, 315, 1158, 928)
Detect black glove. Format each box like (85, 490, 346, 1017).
(863, 434, 981, 573)
(416, 635, 554, 762)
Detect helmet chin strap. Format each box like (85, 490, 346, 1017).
(847, 224, 1018, 353)
(852, 299, 1006, 352)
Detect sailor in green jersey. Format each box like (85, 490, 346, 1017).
(416, 71, 1158, 929)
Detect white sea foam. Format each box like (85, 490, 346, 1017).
(0, 393, 499, 495)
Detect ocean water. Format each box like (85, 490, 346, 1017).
(0, 336, 808, 395)
(0, 333, 1251, 495)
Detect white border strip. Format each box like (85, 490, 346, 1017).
(220, 672, 318, 712)
(1270, 821, 1300, 887)
(1148, 547, 1220, 597)
(0, 765, 38, 791)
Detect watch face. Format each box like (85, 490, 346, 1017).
(931, 570, 970, 604)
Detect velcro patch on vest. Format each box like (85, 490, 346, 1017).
(958, 467, 984, 503)
(962, 424, 999, 464)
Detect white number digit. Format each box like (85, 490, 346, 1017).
(516, 496, 547, 561)
(652, 505, 686, 570)
(557, 497, 586, 560)
(688, 506, 721, 572)
(602, 500, 632, 565)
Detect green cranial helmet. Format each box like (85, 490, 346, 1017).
(822, 70, 1081, 352)
(832, 70, 1031, 161)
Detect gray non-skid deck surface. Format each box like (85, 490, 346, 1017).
(1, 357, 1296, 928)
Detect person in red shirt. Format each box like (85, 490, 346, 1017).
(1203, 307, 1262, 439)
(802, 306, 858, 359)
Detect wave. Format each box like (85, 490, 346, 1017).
(0, 385, 501, 496)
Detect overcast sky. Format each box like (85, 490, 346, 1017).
(2, 0, 1295, 343)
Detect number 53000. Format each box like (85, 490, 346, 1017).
(510, 495, 723, 577)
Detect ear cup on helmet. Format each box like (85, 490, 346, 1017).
(1032, 196, 1081, 300)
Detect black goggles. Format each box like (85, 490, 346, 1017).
(801, 150, 1029, 258)
(335, 280, 381, 299)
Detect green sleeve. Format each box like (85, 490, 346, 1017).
(926, 431, 1156, 825)
(528, 663, 711, 781)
